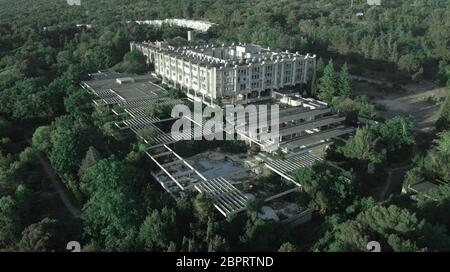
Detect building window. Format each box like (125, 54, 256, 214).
(238, 69, 247, 75)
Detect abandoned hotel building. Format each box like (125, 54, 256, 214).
(131, 41, 316, 105)
(81, 38, 354, 221)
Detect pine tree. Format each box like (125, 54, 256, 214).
(78, 146, 101, 178)
(208, 235, 228, 252)
(318, 60, 337, 103)
(390, 42, 399, 62)
(338, 63, 352, 98)
(339, 126, 384, 163)
(166, 241, 177, 252)
(278, 242, 296, 252)
(372, 38, 382, 60)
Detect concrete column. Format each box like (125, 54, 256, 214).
(249, 65, 253, 93)
(303, 59, 308, 83)
(292, 60, 297, 85)
(261, 64, 266, 91)
(234, 66, 238, 96)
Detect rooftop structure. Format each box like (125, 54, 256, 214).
(82, 72, 167, 105)
(228, 93, 351, 153)
(131, 41, 316, 105)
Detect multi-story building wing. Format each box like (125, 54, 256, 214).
(131, 41, 316, 105)
(132, 19, 216, 32)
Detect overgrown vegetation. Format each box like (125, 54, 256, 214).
(0, 0, 449, 252)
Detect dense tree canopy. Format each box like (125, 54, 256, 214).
(339, 126, 384, 163)
(117, 50, 148, 74)
(81, 156, 144, 251)
(17, 218, 62, 252)
(0, 0, 449, 253)
(294, 162, 357, 214)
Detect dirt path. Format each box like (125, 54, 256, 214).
(353, 78, 448, 131)
(26, 139, 81, 216)
(349, 74, 394, 87)
(379, 165, 409, 200)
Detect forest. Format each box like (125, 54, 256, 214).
(0, 0, 449, 252)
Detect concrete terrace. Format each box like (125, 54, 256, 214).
(82, 71, 354, 220)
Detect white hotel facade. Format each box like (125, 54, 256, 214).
(131, 41, 316, 105)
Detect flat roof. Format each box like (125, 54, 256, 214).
(83, 73, 167, 102)
(134, 41, 315, 68)
(279, 115, 346, 137)
(283, 126, 354, 150)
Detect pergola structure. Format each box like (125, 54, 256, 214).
(265, 152, 323, 185)
(146, 145, 207, 196)
(119, 97, 184, 118)
(82, 72, 253, 217)
(81, 71, 353, 218)
(194, 177, 249, 217)
(147, 145, 249, 217)
(82, 72, 193, 147)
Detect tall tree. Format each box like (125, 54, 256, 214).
(32, 126, 52, 153)
(64, 88, 92, 120)
(278, 242, 296, 252)
(339, 126, 384, 163)
(138, 208, 178, 251)
(294, 162, 357, 214)
(338, 63, 352, 98)
(194, 193, 216, 224)
(49, 116, 97, 178)
(423, 131, 450, 182)
(78, 146, 102, 179)
(318, 60, 337, 103)
(239, 214, 280, 251)
(376, 117, 415, 154)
